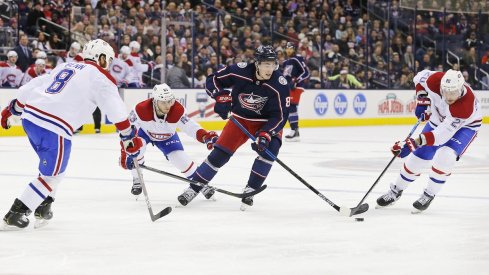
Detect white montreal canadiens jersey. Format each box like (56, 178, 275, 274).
(128, 53, 149, 84)
(109, 58, 133, 87)
(17, 61, 128, 139)
(129, 99, 202, 142)
(413, 69, 482, 145)
(0, 62, 24, 87)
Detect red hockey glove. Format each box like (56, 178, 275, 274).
(203, 131, 219, 150)
(391, 138, 419, 158)
(1, 99, 22, 129)
(120, 125, 144, 156)
(119, 147, 136, 170)
(251, 131, 271, 152)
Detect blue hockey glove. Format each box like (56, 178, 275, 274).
(214, 93, 232, 120)
(415, 95, 431, 122)
(251, 131, 271, 152)
(391, 138, 419, 158)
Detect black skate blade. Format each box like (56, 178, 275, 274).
(151, 206, 172, 222)
(349, 203, 369, 216)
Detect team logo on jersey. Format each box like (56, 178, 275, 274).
(238, 93, 268, 114)
(129, 111, 137, 123)
(237, 62, 247, 68)
(334, 93, 348, 115)
(148, 131, 173, 141)
(112, 64, 123, 73)
(353, 93, 367, 115)
(283, 65, 293, 77)
(314, 93, 328, 116)
(278, 76, 287, 85)
(378, 93, 404, 115)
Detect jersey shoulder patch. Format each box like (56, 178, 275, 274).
(237, 62, 248, 68)
(426, 72, 443, 96)
(449, 86, 475, 119)
(166, 101, 185, 123)
(135, 99, 154, 121)
(278, 76, 287, 85)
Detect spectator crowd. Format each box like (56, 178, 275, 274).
(1, 0, 488, 89)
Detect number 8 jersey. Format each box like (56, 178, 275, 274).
(16, 61, 129, 139)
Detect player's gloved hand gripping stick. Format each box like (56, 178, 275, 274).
(229, 116, 368, 216)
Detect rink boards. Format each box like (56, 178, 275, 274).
(1, 88, 488, 136)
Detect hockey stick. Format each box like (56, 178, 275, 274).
(139, 164, 267, 198)
(133, 160, 172, 221)
(229, 116, 368, 216)
(350, 118, 422, 216)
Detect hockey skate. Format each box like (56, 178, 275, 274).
(131, 177, 142, 196)
(201, 185, 216, 201)
(412, 192, 435, 214)
(34, 196, 54, 229)
(240, 186, 255, 211)
(285, 129, 300, 142)
(177, 187, 198, 206)
(2, 198, 31, 230)
(376, 186, 403, 208)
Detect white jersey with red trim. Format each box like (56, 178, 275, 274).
(21, 66, 47, 85)
(109, 57, 134, 87)
(129, 99, 204, 143)
(413, 69, 482, 146)
(57, 53, 84, 66)
(16, 61, 129, 140)
(0, 62, 24, 87)
(128, 53, 149, 85)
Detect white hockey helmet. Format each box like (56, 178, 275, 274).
(152, 83, 175, 103)
(7, 50, 18, 58)
(35, 58, 46, 66)
(440, 69, 465, 102)
(70, 42, 81, 52)
(120, 45, 131, 56)
(37, 51, 47, 59)
(83, 39, 115, 69)
(129, 41, 140, 51)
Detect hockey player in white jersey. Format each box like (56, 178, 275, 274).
(109, 46, 135, 87)
(57, 42, 83, 66)
(377, 69, 482, 212)
(127, 41, 152, 87)
(119, 83, 218, 199)
(0, 51, 24, 87)
(21, 58, 47, 85)
(0, 39, 144, 230)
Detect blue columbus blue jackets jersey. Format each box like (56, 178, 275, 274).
(205, 62, 290, 136)
(282, 55, 310, 89)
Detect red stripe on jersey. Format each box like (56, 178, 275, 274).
(125, 59, 133, 66)
(26, 104, 74, 133)
(83, 61, 117, 85)
(115, 119, 131, 131)
(135, 99, 155, 121)
(38, 177, 53, 192)
(431, 166, 446, 175)
(403, 163, 419, 176)
(449, 87, 475, 119)
(426, 72, 444, 97)
(165, 101, 184, 123)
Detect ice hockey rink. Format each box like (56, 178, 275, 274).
(1, 125, 488, 275)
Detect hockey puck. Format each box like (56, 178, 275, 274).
(355, 218, 364, 222)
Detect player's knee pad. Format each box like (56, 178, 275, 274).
(429, 146, 457, 183)
(207, 147, 232, 168)
(399, 154, 430, 182)
(167, 150, 197, 177)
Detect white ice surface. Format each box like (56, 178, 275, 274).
(1, 125, 488, 275)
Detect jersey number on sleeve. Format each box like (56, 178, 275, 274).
(46, 69, 75, 94)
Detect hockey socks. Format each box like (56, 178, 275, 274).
(247, 157, 273, 190)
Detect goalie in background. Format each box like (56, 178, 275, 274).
(119, 83, 218, 200)
(377, 69, 482, 213)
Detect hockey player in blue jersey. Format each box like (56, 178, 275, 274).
(282, 42, 310, 142)
(177, 45, 290, 210)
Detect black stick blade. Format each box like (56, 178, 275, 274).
(350, 203, 369, 216)
(151, 207, 173, 222)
